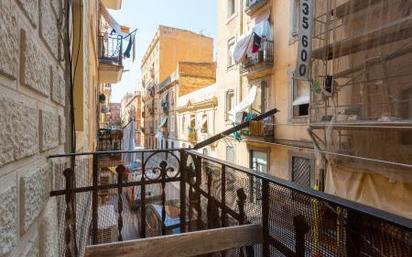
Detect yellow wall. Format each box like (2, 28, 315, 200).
(141, 26, 215, 149)
(215, 0, 313, 174)
(72, 0, 99, 152)
(159, 27, 214, 83)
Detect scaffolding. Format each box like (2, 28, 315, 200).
(309, 0, 412, 177)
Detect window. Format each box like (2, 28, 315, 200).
(249, 150, 268, 202)
(290, 71, 310, 119)
(181, 115, 186, 132)
(251, 80, 269, 114)
(201, 114, 208, 133)
(190, 114, 196, 128)
(227, 0, 236, 18)
(171, 141, 175, 149)
(202, 148, 209, 156)
(291, 156, 311, 188)
(227, 38, 235, 67)
(250, 150, 268, 173)
(226, 145, 235, 163)
(225, 90, 235, 121)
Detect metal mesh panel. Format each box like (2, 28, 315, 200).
(50, 150, 412, 257)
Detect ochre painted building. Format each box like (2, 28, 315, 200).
(141, 26, 214, 148)
(157, 62, 216, 149)
(215, 0, 314, 184)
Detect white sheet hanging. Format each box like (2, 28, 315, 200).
(229, 86, 257, 122)
(232, 17, 273, 64)
(233, 32, 254, 64)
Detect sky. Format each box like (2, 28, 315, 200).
(109, 0, 218, 103)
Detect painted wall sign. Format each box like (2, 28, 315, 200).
(296, 0, 314, 80)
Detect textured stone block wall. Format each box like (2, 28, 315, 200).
(0, 0, 66, 256)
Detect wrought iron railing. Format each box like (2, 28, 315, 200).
(49, 149, 412, 257)
(98, 34, 123, 66)
(240, 40, 274, 74)
(241, 115, 275, 139)
(97, 129, 122, 151)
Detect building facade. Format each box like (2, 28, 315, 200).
(215, 0, 314, 185)
(156, 62, 216, 150)
(109, 102, 122, 128)
(141, 26, 214, 149)
(121, 91, 143, 147)
(176, 84, 218, 156)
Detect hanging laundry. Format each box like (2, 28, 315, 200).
(132, 34, 136, 62)
(124, 35, 134, 58)
(252, 33, 262, 53)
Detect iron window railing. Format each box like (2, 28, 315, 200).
(98, 34, 123, 66)
(240, 40, 274, 74)
(49, 149, 412, 257)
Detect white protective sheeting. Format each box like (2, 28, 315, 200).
(292, 95, 310, 106)
(229, 86, 257, 122)
(122, 121, 137, 165)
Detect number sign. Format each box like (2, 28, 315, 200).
(296, 0, 313, 80)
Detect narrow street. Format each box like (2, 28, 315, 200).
(109, 193, 140, 241)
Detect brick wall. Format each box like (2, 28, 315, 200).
(0, 0, 67, 256)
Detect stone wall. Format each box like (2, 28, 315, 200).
(0, 0, 67, 256)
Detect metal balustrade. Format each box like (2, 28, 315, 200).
(49, 149, 412, 257)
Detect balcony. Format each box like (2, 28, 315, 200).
(240, 40, 274, 79)
(241, 115, 274, 142)
(98, 34, 124, 83)
(97, 129, 122, 149)
(245, 0, 269, 16)
(101, 0, 122, 10)
(50, 149, 412, 257)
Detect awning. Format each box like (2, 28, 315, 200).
(229, 86, 257, 122)
(233, 17, 272, 64)
(159, 117, 168, 128)
(292, 95, 310, 106)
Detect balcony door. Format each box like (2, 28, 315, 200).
(249, 150, 268, 203)
(250, 150, 268, 173)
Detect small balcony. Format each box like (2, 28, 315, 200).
(241, 115, 275, 142)
(245, 0, 269, 16)
(98, 34, 124, 83)
(97, 129, 123, 151)
(240, 40, 274, 79)
(50, 149, 412, 257)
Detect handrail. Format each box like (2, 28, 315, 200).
(187, 150, 412, 230)
(48, 148, 412, 230)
